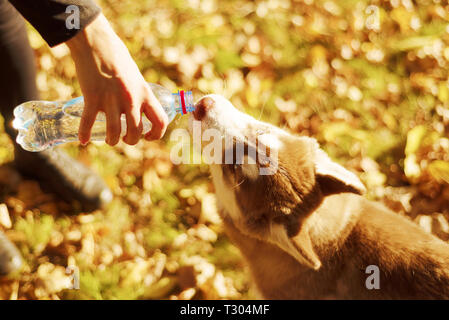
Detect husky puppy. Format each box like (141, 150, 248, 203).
(188, 95, 449, 299)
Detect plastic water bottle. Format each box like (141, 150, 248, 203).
(13, 83, 194, 152)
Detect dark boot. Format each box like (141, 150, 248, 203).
(14, 147, 113, 212)
(0, 230, 22, 275)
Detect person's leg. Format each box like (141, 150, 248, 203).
(0, 0, 39, 135)
(0, 0, 112, 212)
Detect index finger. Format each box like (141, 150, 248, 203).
(79, 97, 100, 145)
(143, 89, 169, 141)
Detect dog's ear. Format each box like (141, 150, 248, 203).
(269, 223, 321, 270)
(314, 146, 366, 196)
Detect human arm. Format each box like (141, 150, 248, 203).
(8, 1, 168, 145)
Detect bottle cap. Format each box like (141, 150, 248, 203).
(173, 90, 195, 115)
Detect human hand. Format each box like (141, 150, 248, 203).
(66, 13, 168, 146)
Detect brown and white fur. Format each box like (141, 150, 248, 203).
(189, 95, 449, 299)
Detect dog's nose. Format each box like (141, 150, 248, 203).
(193, 97, 215, 121)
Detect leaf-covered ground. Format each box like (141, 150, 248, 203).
(0, 0, 449, 299)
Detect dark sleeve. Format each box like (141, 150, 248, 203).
(8, 0, 101, 47)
